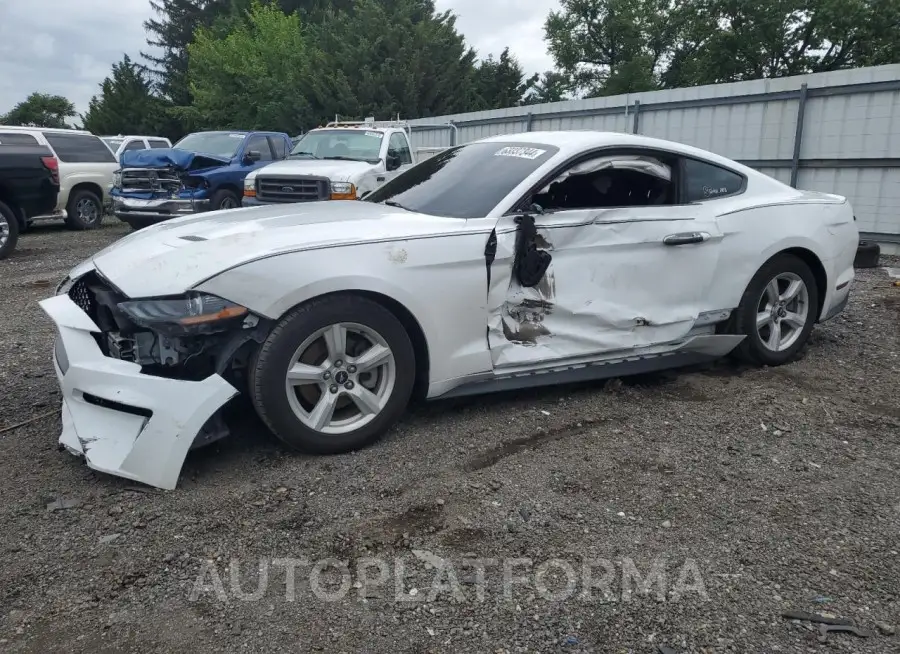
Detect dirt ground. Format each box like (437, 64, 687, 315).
(0, 219, 898, 653)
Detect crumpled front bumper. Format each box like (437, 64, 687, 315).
(39, 294, 238, 490)
(113, 196, 211, 229)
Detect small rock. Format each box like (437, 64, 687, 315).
(436, 498, 444, 506)
(519, 506, 532, 522)
(99, 534, 122, 545)
(163, 553, 175, 562)
(876, 622, 896, 636)
(617, 511, 626, 518)
(46, 498, 80, 512)
(231, 622, 242, 635)
(661, 520, 672, 529)
(106, 611, 129, 627)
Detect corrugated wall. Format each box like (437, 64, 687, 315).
(408, 64, 900, 240)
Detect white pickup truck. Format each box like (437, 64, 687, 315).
(242, 120, 454, 206)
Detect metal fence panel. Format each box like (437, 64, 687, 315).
(408, 63, 900, 239)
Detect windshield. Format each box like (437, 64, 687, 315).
(364, 142, 560, 218)
(102, 137, 124, 152)
(290, 129, 383, 162)
(174, 132, 245, 159)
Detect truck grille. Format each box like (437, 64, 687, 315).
(256, 175, 329, 203)
(120, 167, 182, 194)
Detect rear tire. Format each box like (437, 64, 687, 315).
(0, 200, 20, 260)
(64, 190, 103, 230)
(250, 294, 416, 455)
(730, 253, 819, 366)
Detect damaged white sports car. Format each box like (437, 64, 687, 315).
(41, 131, 859, 489)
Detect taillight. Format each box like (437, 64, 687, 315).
(41, 156, 59, 185)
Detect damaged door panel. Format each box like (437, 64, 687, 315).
(487, 206, 724, 368)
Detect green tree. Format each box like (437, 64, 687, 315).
(522, 71, 572, 105)
(1, 92, 77, 128)
(185, 0, 347, 133)
(473, 47, 538, 109)
(81, 55, 166, 136)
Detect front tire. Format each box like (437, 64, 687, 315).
(0, 200, 20, 260)
(731, 253, 819, 366)
(250, 295, 416, 454)
(64, 190, 103, 230)
(210, 189, 240, 211)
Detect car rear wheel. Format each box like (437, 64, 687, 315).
(64, 190, 103, 230)
(250, 295, 416, 454)
(0, 200, 20, 260)
(730, 253, 819, 366)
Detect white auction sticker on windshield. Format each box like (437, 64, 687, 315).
(365, 131, 382, 138)
(228, 134, 244, 138)
(494, 146, 546, 160)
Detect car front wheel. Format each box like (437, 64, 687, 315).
(250, 295, 416, 454)
(731, 253, 819, 366)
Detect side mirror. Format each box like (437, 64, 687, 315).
(244, 150, 261, 163)
(529, 202, 545, 215)
(385, 153, 401, 171)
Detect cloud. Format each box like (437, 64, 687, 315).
(0, 0, 559, 120)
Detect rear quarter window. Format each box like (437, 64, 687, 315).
(683, 158, 745, 202)
(43, 132, 117, 163)
(0, 132, 39, 145)
(148, 139, 170, 148)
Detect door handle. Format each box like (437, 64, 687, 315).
(663, 232, 711, 246)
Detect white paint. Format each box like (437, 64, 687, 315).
(46, 129, 859, 488)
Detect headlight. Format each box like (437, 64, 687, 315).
(330, 182, 356, 200)
(243, 176, 256, 197)
(118, 292, 248, 332)
(113, 171, 122, 188)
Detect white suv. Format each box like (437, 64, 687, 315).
(0, 126, 118, 229)
(101, 135, 173, 161)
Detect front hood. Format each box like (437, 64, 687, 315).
(86, 202, 470, 297)
(119, 148, 231, 171)
(253, 158, 378, 182)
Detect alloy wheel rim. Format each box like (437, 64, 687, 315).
(284, 322, 396, 434)
(756, 272, 810, 352)
(76, 198, 99, 223)
(0, 213, 8, 248)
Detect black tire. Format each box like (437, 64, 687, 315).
(854, 240, 880, 269)
(210, 188, 240, 211)
(730, 253, 819, 366)
(64, 189, 103, 230)
(250, 294, 416, 455)
(0, 200, 20, 260)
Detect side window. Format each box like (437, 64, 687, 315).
(532, 153, 676, 212)
(123, 140, 145, 152)
(244, 135, 273, 161)
(148, 139, 170, 149)
(43, 133, 117, 163)
(388, 133, 413, 165)
(269, 136, 287, 159)
(0, 132, 39, 145)
(683, 158, 744, 202)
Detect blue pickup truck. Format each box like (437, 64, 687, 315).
(110, 130, 292, 230)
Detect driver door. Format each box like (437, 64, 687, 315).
(378, 132, 415, 188)
(486, 151, 724, 370)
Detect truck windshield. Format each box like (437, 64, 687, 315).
(102, 137, 124, 152)
(290, 129, 383, 162)
(173, 132, 245, 159)
(363, 142, 559, 218)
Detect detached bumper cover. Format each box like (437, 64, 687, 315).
(39, 294, 238, 490)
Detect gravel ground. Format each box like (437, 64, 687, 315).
(0, 219, 898, 653)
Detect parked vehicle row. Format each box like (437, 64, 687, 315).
(101, 135, 173, 161)
(0, 140, 59, 259)
(41, 130, 859, 489)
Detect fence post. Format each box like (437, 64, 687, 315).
(525, 112, 534, 132)
(449, 120, 456, 146)
(632, 100, 641, 134)
(790, 83, 809, 188)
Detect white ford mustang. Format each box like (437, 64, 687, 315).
(41, 131, 859, 489)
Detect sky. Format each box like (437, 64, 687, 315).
(0, 0, 559, 118)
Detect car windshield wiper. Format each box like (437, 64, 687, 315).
(382, 200, 412, 211)
(323, 155, 367, 162)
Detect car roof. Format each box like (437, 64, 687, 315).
(0, 125, 93, 135)
(478, 130, 757, 175)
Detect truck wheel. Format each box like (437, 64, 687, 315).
(210, 189, 240, 211)
(0, 200, 20, 260)
(730, 253, 819, 367)
(250, 294, 416, 455)
(64, 190, 103, 230)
